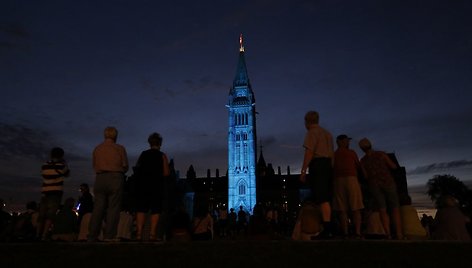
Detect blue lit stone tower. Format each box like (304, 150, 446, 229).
(226, 35, 257, 213)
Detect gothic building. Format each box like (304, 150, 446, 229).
(226, 35, 257, 212)
(174, 36, 411, 217)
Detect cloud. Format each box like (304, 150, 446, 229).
(139, 79, 175, 101)
(0, 123, 52, 160)
(259, 135, 277, 147)
(408, 160, 472, 175)
(0, 122, 87, 161)
(0, 22, 29, 38)
(0, 174, 37, 194)
(183, 77, 225, 93)
(140, 76, 226, 102)
(0, 22, 29, 51)
(0, 41, 19, 49)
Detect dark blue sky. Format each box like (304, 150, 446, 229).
(1, 0, 471, 208)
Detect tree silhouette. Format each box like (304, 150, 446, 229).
(426, 174, 472, 216)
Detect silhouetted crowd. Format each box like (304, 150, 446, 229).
(0, 122, 470, 242)
(292, 111, 470, 241)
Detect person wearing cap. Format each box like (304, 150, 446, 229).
(358, 138, 403, 240)
(333, 134, 364, 238)
(300, 111, 334, 239)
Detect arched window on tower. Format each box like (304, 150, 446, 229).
(239, 184, 246, 195)
(245, 113, 248, 125)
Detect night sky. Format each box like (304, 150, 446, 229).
(1, 0, 471, 209)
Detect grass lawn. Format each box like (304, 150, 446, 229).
(1, 240, 471, 268)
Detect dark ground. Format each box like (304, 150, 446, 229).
(1, 240, 472, 268)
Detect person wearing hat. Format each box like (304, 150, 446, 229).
(358, 138, 403, 240)
(333, 134, 364, 238)
(300, 111, 334, 239)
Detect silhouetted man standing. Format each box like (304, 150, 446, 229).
(88, 126, 128, 242)
(300, 111, 334, 239)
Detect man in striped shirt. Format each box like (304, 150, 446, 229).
(37, 147, 70, 240)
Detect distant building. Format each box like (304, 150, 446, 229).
(181, 162, 303, 220)
(256, 149, 304, 214)
(178, 152, 410, 219)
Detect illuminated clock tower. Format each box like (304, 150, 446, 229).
(226, 35, 257, 213)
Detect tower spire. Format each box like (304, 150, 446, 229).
(233, 34, 250, 87)
(239, 33, 244, 52)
